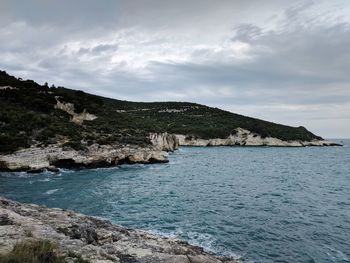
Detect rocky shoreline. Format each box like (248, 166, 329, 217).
(0, 129, 341, 173)
(0, 133, 179, 173)
(173, 128, 341, 147)
(0, 144, 171, 173)
(0, 196, 240, 263)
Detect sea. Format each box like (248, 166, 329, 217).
(1, 139, 349, 263)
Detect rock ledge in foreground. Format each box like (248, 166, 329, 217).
(0, 197, 240, 263)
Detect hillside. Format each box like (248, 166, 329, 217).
(0, 70, 322, 154)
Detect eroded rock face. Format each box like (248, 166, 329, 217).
(149, 133, 179, 151)
(175, 128, 340, 147)
(0, 197, 240, 263)
(55, 99, 97, 124)
(0, 132, 181, 172)
(0, 144, 169, 172)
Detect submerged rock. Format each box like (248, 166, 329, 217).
(0, 197, 240, 263)
(27, 168, 45, 174)
(47, 166, 60, 173)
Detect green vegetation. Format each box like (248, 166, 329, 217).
(0, 70, 322, 154)
(0, 240, 63, 263)
(0, 240, 89, 263)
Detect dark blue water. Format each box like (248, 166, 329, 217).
(1, 140, 350, 263)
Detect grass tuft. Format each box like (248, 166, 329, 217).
(0, 240, 89, 263)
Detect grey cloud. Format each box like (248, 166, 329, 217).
(91, 44, 118, 54)
(284, 0, 315, 20)
(0, 0, 120, 29)
(0, 0, 349, 137)
(77, 44, 118, 56)
(231, 24, 263, 42)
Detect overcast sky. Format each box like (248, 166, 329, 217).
(1, 0, 350, 138)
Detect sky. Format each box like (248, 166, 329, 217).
(1, 0, 350, 138)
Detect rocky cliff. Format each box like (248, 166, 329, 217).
(0, 129, 340, 172)
(174, 128, 340, 147)
(148, 133, 179, 151)
(0, 197, 240, 263)
(0, 133, 179, 172)
(1, 70, 333, 156)
(0, 70, 342, 172)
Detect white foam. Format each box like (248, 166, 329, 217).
(147, 228, 183, 239)
(45, 188, 60, 195)
(324, 245, 349, 261)
(39, 178, 51, 182)
(187, 231, 215, 252)
(146, 229, 242, 260)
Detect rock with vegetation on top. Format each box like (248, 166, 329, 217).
(0, 70, 341, 172)
(0, 140, 176, 172)
(175, 128, 340, 147)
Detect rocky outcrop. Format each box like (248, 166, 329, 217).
(55, 99, 97, 124)
(0, 144, 169, 172)
(0, 86, 17, 90)
(0, 132, 181, 172)
(0, 197, 240, 263)
(175, 128, 341, 147)
(149, 128, 340, 149)
(0, 128, 340, 172)
(149, 133, 179, 151)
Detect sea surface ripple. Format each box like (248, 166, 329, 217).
(1, 139, 350, 263)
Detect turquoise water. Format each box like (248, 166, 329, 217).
(1, 140, 350, 263)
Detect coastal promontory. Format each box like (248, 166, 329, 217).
(0, 70, 340, 172)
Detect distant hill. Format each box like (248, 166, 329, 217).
(0, 70, 321, 154)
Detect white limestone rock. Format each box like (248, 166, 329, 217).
(55, 99, 97, 124)
(175, 128, 340, 147)
(149, 133, 179, 151)
(0, 144, 170, 172)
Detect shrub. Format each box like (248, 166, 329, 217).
(62, 140, 85, 151)
(0, 240, 64, 263)
(0, 240, 90, 263)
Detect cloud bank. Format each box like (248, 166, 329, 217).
(1, 0, 350, 137)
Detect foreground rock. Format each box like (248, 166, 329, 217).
(0, 197, 240, 263)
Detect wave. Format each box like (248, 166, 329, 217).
(324, 245, 349, 262)
(45, 188, 61, 195)
(38, 178, 51, 182)
(0, 171, 33, 178)
(147, 228, 242, 260)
